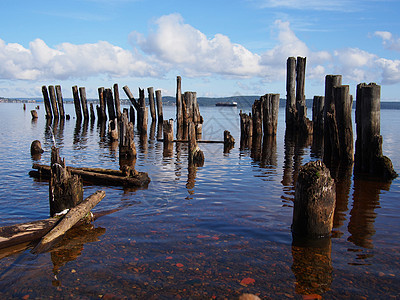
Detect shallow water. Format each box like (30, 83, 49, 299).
(0, 102, 399, 299)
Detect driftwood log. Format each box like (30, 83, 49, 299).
(32, 190, 105, 254)
(30, 164, 150, 187)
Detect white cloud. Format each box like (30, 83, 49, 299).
(374, 31, 400, 52)
(253, 0, 358, 11)
(0, 38, 157, 81)
(376, 58, 400, 84)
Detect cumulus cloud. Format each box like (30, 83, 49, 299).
(131, 13, 262, 77)
(0, 38, 157, 81)
(374, 31, 400, 52)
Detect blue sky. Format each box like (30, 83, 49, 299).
(1, 0, 399, 100)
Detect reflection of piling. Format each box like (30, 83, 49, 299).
(72, 86, 82, 121)
(55, 85, 65, 119)
(292, 160, 336, 239)
(42, 86, 53, 120)
(354, 83, 397, 180)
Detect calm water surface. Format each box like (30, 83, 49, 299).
(0, 102, 399, 299)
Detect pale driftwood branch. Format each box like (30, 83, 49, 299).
(32, 190, 105, 254)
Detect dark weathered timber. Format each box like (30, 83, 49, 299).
(334, 85, 353, 164)
(31, 140, 44, 156)
(79, 87, 89, 120)
(105, 88, 116, 121)
(48, 85, 59, 119)
(31, 164, 151, 187)
(354, 83, 397, 180)
(239, 111, 253, 150)
(262, 94, 280, 136)
(108, 118, 118, 141)
(31, 110, 38, 120)
(32, 190, 105, 254)
(113, 83, 122, 121)
(155, 89, 164, 124)
(252, 99, 263, 137)
(224, 130, 235, 153)
(292, 160, 336, 239)
(188, 122, 204, 166)
(98, 87, 107, 121)
(137, 88, 148, 134)
(72, 85, 82, 120)
(296, 57, 307, 122)
(163, 119, 174, 157)
(49, 147, 83, 217)
(148, 87, 156, 121)
(129, 106, 135, 124)
(55, 85, 65, 119)
(90, 103, 95, 121)
(42, 85, 53, 119)
(286, 57, 297, 127)
(312, 96, 324, 136)
(323, 75, 342, 163)
(176, 76, 183, 139)
(119, 113, 136, 160)
(123, 85, 140, 110)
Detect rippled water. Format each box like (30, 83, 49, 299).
(0, 102, 399, 299)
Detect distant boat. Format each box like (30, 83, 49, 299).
(215, 101, 237, 107)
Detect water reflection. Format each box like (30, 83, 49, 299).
(348, 178, 391, 249)
(291, 237, 333, 297)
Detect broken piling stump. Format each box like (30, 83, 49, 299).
(223, 130, 235, 153)
(292, 160, 336, 239)
(31, 110, 38, 120)
(188, 122, 204, 166)
(119, 113, 136, 160)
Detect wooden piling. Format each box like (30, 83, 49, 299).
(296, 57, 307, 121)
(286, 57, 297, 127)
(72, 85, 82, 120)
(312, 96, 324, 136)
(119, 113, 136, 160)
(55, 85, 65, 119)
(48, 85, 59, 119)
(90, 103, 95, 121)
(188, 122, 204, 166)
(129, 106, 135, 124)
(239, 111, 253, 150)
(31, 110, 38, 120)
(138, 88, 148, 134)
(147, 87, 156, 121)
(156, 89, 163, 124)
(176, 76, 183, 139)
(98, 87, 107, 121)
(262, 94, 280, 136)
(163, 119, 174, 144)
(79, 87, 89, 120)
(354, 83, 397, 180)
(224, 130, 235, 153)
(113, 83, 122, 121)
(105, 88, 116, 121)
(42, 85, 53, 120)
(292, 160, 336, 239)
(49, 147, 83, 217)
(252, 99, 263, 137)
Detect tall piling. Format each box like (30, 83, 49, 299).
(98, 87, 107, 122)
(354, 83, 397, 180)
(42, 85, 53, 120)
(79, 87, 89, 121)
(286, 57, 297, 128)
(312, 96, 324, 136)
(105, 88, 116, 121)
(252, 99, 263, 137)
(113, 83, 122, 122)
(156, 90, 164, 124)
(148, 87, 156, 122)
(176, 76, 183, 139)
(48, 85, 59, 119)
(55, 85, 65, 119)
(262, 93, 280, 136)
(72, 85, 82, 120)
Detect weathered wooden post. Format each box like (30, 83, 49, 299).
(252, 99, 263, 137)
(224, 130, 235, 153)
(138, 88, 148, 134)
(79, 87, 89, 121)
(31, 110, 38, 120)
(296, 57, 307, 122)
(188, 121, 204, 166)
(55, 85, 65, 119)
(155, 89, 164, 124)
(323, 75, 342, 164)
(105, 88, 116, 121)
(49, 147, 83, 217)
(42, 85, 53, 120)
(334, 85, 353, 164)
(119, 113, 136, 160)
(286, 57, 297, 128)
(147, 87, 156, 122)
(312, 96, 324, 136)
(292, 160, 336, 239)
(129, 106, 135, 124)
(48, 85, 59, 119)
(354, 83, 397, 180)
(113, 83, 122, 121)
(192, 92, 203, 136)
(89, 103, 95, 121)
(72, 85, 82, 120)
(163, 119, 174, 157)
(176, 76, 183, 139)
(262, 93, 280, 136)
(31, 140, 44, 156)
(98, 87, 107, 122)
(239, 111, 253, 150)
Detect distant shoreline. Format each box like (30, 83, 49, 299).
(1, 96, 400, 109)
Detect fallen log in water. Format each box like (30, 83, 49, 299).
(32, 190, 105, 254)
(29, 164, 150, 187)
(0, 197, 118, 252)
